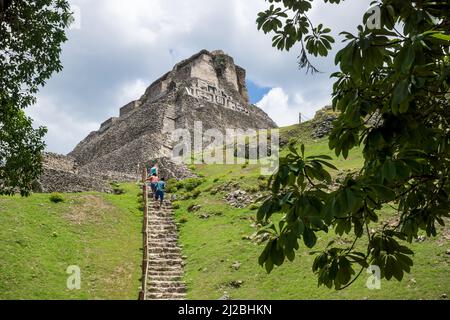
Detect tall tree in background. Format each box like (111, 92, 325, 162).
(256, 0, 449, 289)
(0, 0, 71, 196)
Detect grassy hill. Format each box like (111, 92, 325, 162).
(171, 123, 449, 300)
(0, 184, 142, 300)
(0, 121, 448, 300)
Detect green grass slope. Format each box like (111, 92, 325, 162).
(171, 126, 449, 300)
(0, 121, 448, 300)
(0, 184, 142, 300)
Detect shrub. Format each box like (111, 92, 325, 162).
(110, 181, 120, 188)
(192, 189, 201, 199)
(210, 189, 218, 196)
(49, 193, 64, 203)
(258, 181, 268, 191)
(245, 186, 259, 194)
(179, 216, 189, 224)
(183, 193, 192, 200)
(172, 203, 181, 210)
(182, 178, 204, 192)
(112, 184, 125, 195)
(213, 178, 220, 183)
(249, 204, 260, 211)
(165, 185, 177, 194)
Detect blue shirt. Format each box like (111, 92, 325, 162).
(156, 181, 166, 192)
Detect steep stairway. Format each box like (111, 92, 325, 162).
(144, 198, 187, 300)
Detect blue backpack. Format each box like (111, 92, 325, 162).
(156, 181, 165, 192)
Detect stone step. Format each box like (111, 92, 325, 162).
(148, 234, 178, 239)
(148, 224, 176, 228)
(147, 286, 187, 294)
(148, 233, 178, 238)
(148, 227, 177, 232)
(150, 209, 173, 213)
(148, 218, 175, 222)
(148, 226, 177, 230)
(148, 265, 184, 272)
(148, 247, 181, 254)
(149, 275, 183, 282)
(148, 259, 184, 266)
(148, 280, 186, 288)
(147, 243, 180, 248)
(146, 293, 186, 300)
(148, 270, 184, 277)
(148, 253, 182, 259)
(148, 239, 179, 244)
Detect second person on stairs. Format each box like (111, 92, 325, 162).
(155, 177, 166, 208)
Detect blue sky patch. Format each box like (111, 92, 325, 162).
(246, 80, 271, 104)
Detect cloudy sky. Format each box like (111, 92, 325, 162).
(27, 0, 371, 154)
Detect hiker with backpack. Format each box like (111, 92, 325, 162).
(155, 177, 166, 208)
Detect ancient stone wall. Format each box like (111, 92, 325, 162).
(43, 153, 77, 172)
(185, 78, 250, 115)
(235, 66, 249, 104)
(38, 153, 112, 193)
(99, 117, 119, 133)
(120, 101, 141, 117)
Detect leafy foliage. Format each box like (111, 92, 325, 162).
(257, 0, 342, 73)
(0, 0, 72, 196)
(49, 192, 64, 203)
(256, 0, 450, 289)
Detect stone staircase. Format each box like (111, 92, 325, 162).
(145, 198, 187, 300)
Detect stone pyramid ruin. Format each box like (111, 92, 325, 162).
(38, 50, 277, 192)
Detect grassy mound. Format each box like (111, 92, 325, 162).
(0, 184, 142, 300)
(171, 137, 449, 300)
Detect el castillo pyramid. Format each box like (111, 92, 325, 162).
(39, 50, 277, 192)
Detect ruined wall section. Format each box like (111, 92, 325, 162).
(70, 96, 167, 166)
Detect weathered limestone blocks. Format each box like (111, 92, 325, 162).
(185, 78, 250, 115)
(99, 117, 118, 133)
(120, 100, 141, 117)
(38, 153, 111, 193)
(43, 153, 77, 173)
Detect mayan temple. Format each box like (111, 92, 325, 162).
(38, 50, 277, 192)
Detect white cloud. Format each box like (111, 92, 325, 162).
(31, 0, 371, 154)
(116, 79, 148, 107)
(257, 88, 329, 127)
(26, 95, 99, 154)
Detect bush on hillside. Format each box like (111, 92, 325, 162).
(179, 216, 189, 224)
(172, 203, 181, 210)
(180, 178, 204, 192)
(192, 189, 201, 199)
(49, 193, 64, 203)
